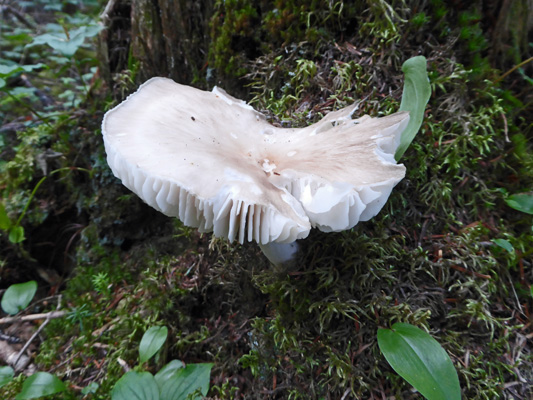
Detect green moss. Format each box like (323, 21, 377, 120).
(209, 0, 259, 79)
(208, 0, 364, 93)
(1, 1, 532, 399)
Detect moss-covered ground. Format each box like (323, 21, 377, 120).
(0, 0, 532, 399)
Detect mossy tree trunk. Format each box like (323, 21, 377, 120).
(99, 0, 531, 97)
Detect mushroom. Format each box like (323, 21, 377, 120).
(102, 77, 409, 265)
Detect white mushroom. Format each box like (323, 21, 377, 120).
(102, 77, 409, 265)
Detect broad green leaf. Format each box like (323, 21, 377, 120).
(29, 33, 82, 57)
(505, 193, 533, 215)
(28, 25, 102, 57)
(0, 203, 11, 230)
(0, 78, 5, 89)
(155, 360, 185, 389)
(395, 56, 432, 160)
(8, 225, 25, 243)
(160, 363, 213, 400)
(139, 326, 168, 363)
(492, 238, 514, 254)
(0, 366, 14, 389)
(15, 372, 66, 399)
(1, 281, 37, 315)
(111, 371, 159, 400)
(378, 323, 460, 400)
(0, 64, 46, 80)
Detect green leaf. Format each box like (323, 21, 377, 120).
(154, 360, 185, 389)
(377, 323, 460, 400)
(28, 25, 102, 57)
(160, 363, 213, 400)
(0, 366, 14, 389)
(139, 326, 168, 363)
(0, 63, 46, 92)
(492, 238, 514, 254)
(81, 381, 99, 395)
(111, 371, 159, 400)
(8, 225, 25, 243)
(15, 372, 66, 399)
(0, 203, 11, 230)
(395, 56, 432, 160)
(505, 193, 533, 215)
(1, 281, 37, 315)
(0, 63, 45, 78)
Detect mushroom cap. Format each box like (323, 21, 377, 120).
(102, 77, 408, 244)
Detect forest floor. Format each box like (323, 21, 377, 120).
(0, 1, 532, 399)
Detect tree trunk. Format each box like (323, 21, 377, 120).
(487, 0, 533, 68)
(99, 0, 213, 89)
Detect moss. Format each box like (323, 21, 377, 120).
(208, 0, 363, 94)
(204, 2, 532, 397)
(1, 0, 532, 399)
(209, 0, 260, 81)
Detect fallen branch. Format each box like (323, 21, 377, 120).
(0, 310, 68, 325)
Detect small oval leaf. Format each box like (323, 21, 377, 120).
(139, 326, 168, 363)
(8, 225, 25, 244)
(112, 371, 159, 400)
(492, 238, 514, 254)
(378, 323, 460, 400)
(395, 56, 432, 161)
(505, 193, 533, 215)
(15, 372, 66, 399)
(0, 366, 14, 389)
(160, 363, 213, 400)
(1, 281, 38, 315)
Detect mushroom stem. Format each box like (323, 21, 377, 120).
(259, 241, 299, 267)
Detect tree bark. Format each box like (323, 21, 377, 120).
(487, 0, 533, 68)
(99, 0, 213, 88)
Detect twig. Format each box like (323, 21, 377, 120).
(48, 350, 80, 373)
(501, 112, 510, 143)
(117, 357, 131, 373)
(494, 56, 533, 83)
(259, 384, 291, 395)
(100, 0, 119, 24)
(20, 74, 55, 107)
(4, 90, 53, 127)
(13, 296, 63, 369)
(340, 388, 352, 400)
(0, 310, 68, 325)
(418, 218, 429, 247)
(1, 5, 37, 30)
(449, 264, 491, 280)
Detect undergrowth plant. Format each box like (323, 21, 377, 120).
(1, 1, 531, 399)
(111, 326, 213, 400)
(0, 0, 103, 278)
(0, 281, 67, 399)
